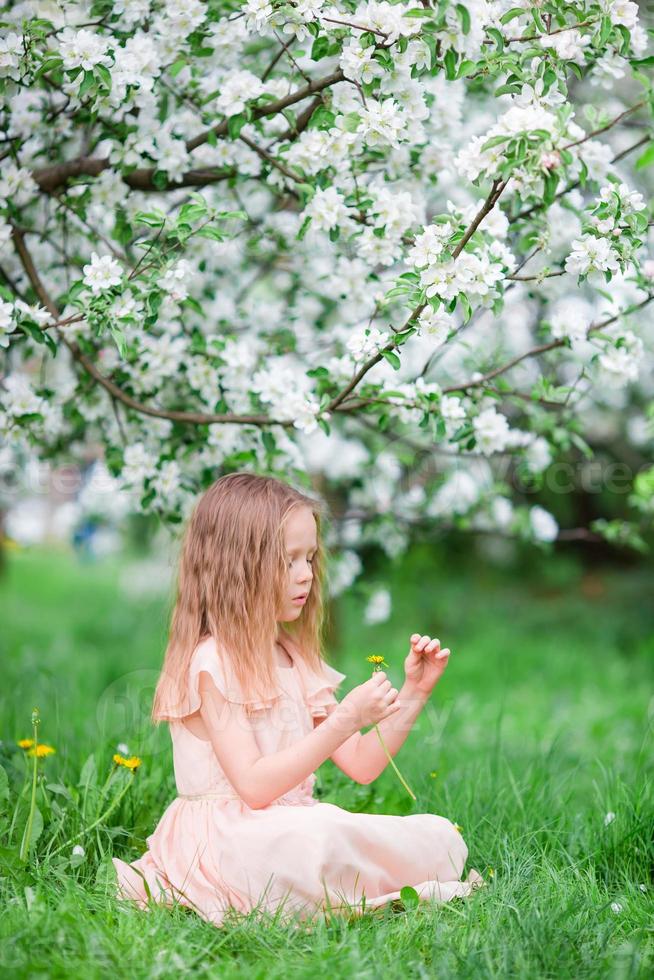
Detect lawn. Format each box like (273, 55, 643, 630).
(0, 541, 652, 978)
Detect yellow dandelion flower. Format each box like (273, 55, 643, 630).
(488, 868, 495, 878)
(113, 753, 142, 771)
(17, 738, 35, 749)
(453, 823, 463, 834)
(26, 744, 56, 758)
(367, 655, 385, 664)
(429, 771, 438, 778)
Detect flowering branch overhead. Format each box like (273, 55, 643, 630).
(1, 0, 653, 564)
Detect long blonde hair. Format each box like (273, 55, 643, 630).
(151, 472, 328, 722)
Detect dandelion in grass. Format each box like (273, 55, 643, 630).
(19, 707, 47, 863)
(51, 752, 143, 858)
(365, 654, 416, 801)
(610, 901, 623, 913)
(604, 811, 616, 826)
(113, 753, 142, 771)
(27, 743, 56, 758)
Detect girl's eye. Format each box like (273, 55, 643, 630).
(287, 556, 315, 567)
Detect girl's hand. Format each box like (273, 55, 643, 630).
(404, 633, 450, 696)
(337, 672, 402, 731)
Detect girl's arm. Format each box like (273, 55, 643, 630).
(321, 681, 429, 784)
(197, 670, 360, 809)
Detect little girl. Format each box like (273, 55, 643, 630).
(112, 473, 483, 926)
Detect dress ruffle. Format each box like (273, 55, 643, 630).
(159, 632, 347, 719)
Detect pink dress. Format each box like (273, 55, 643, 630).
(112, 633, 483, 926)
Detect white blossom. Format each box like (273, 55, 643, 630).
(473, 407, 511, 455)
(564, 235, 621, 278)
(83, 253, 123, 293)
(0, 300, 14, 348)
(363, 587, 392, 624)
(529, 506, 558, 543)
(0, 164, 37, 206)
(304, 187, 354, 232)
(346, 326, 390, 363)
(58, 28, 112, 71)
(418, 308, 452, 344)
(0, 32, 23, 78)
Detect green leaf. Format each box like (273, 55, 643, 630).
(499, 7, 524, 24)
(456, 59, 476, 78)
(262, 430, 276, 454)
(110, 325, 127, 358)
(381, 350, 401, 370)
(0, 765, 8, 807)
(45, 783, 73, 801)
(78, 753, 97, 790)
(297, 215, 312, 241)
(342, 112, 361, 133)
(444, 48, 457, 80)
(384, 285, 413, 299)
(598, 15, 613, 47)
(308, 105, 336, 130)
(486, 27, 504, 52)
(480, 134, 510, 152)
(399, 885, 420, 908)
(95, 64, 112, 91)
(635, 142, 654, 170)
(18, 320, 56, 356)
(456, 3, 470, 34)
(196, 226, 226, 241)
(134, 210, 166, 228)
(543, 170, 559, 205)
(78, 69, 96, 100)
(178, 202, 207, 222)
(311, 35, 330, 61)
(569, 431, 593, 460)
(0, 845, 24, 878)
(227, 113, 247, 139)
(20, 805, 43, 856)
(169, 58, 187, 77)
(531, 8, 545, 33)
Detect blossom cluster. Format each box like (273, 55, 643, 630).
(0, 0, 652, 567)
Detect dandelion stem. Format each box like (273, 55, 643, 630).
(19, 708, 40, 863)
(50, 774, 134, 858)
(374, 723, 417, 801)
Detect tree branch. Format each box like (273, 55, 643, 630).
(324, 177, 511, 413)
(31, 69, 346, 194)
(443, 292, 654, 394)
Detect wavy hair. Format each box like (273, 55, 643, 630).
(151, 472, 328, 722)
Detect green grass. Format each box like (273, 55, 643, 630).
(0, 542, 653, 978)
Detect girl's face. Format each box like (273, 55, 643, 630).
(278, 505, 316, 623)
